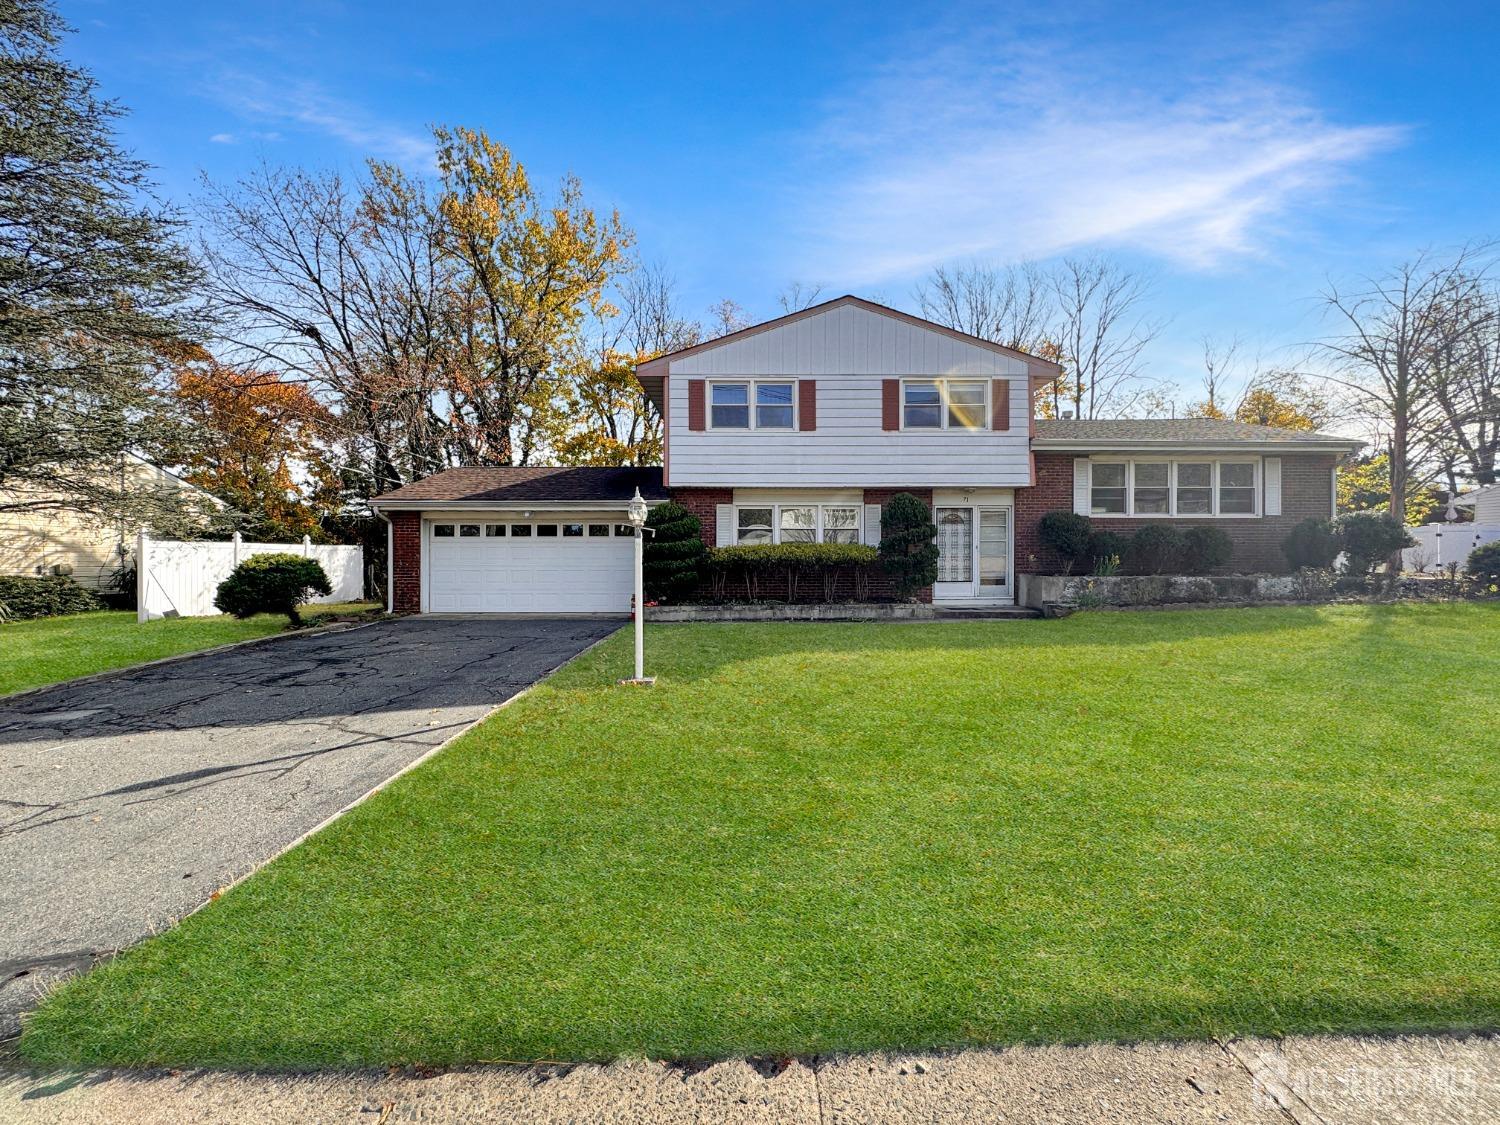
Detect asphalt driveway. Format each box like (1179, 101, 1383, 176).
(0, 615, 619, 1039)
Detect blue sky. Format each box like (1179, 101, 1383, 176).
(62, 0, 1500, 401)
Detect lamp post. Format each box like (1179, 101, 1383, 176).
(623, 487, 655, 685)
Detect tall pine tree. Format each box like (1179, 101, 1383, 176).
(1, 0, 208, 530)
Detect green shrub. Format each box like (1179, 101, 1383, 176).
(705, 542, 878, 602)
(877, 493, 939, 600)
(1037, 510, 1092, 573)
(1123, 524, 1186, 575)
(1181, 526, 1233, 575)
(1086, 529, 1128, 569)
(1334, 512, 1414, 576)
(213, 553, 332, 626)
(1282, 517, 1340, 571)
(642, 502, 706, 603)
(1466, 541, 1500, 592)
(0, 575, 105, 621)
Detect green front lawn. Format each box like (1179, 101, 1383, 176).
(0, 605, 381, 696)
(20, 604, 1500, 1067)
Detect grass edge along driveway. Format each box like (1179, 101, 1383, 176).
(0, 605, 380, 696)
(20, 603, 1500, 1068)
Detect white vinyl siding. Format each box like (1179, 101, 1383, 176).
(667, 303, 1031, 487)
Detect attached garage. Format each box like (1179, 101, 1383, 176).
(370, 466, 667, 616)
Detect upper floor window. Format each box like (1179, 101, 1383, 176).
(903, 379, 988, 430)
(710, 380, 795, 430)
(1092, 459, 1259, 517)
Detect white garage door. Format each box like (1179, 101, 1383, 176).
(427, 519, 634, 613)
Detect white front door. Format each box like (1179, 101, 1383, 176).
(934, 506, 1011, 603)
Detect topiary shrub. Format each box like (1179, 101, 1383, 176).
(1123, 524, 1186, 575)
(1282, 517, 1339, 571)
(1181, 526, 1233, 575)
(213, 552, 332, 626)
(1334, 512, 1414, 576)
(0, 575, 104, 621)
(642, 502, 706, 603)
(1037, 510, 1092, 574)
(1466, 541, 1500, 594)
(877, 492, 939, 600)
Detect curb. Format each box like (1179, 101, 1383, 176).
(0, 615, 388, 706)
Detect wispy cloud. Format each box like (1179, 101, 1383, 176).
(794, 19, 1404, 283)
(210, 73, 432, 168)
(209, 132, 236, 144)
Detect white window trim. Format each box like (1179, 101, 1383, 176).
(733, 502, 863, 545)
(899, 377, 991, 432)
(706, 378, 798, 431)
(1089, 457, 1262, 519)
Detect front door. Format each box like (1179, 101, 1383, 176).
(933, 506, 1011, 602)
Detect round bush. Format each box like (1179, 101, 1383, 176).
(1334, 512, 1414, 576)
(1123, 524, 1186, 575)
(1085, 529, 1127, 570)
(214, 553, 332, 626)
(1037, 510, 1092, 573)
(1282, 517, 1339, 571)
(1467, 541, 1500, 592)
(1181, 526, 1233, 575)
(642, 502, 706, 603)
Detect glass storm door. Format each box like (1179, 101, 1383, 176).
(934, 507, 974, 600)
(978, 508, 1010, 595)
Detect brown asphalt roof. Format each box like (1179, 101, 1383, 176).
(1033, 418, 1362, 446)
(370, 466, 667, 505)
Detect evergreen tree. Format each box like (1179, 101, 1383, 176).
(0, 0, 206, 530)
(877, 493, 939, 599)
(642, 501, 705, 602)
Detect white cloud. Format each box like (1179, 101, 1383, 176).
(794, 25, 1404, 284)
(209, 132, 236, 144)
(211, 74, 432, 168)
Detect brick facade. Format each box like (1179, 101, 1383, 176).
(1015, 452, 1338, 573)
(391, 510, 422, 613)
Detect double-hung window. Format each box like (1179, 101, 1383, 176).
(736, 503, 862, 545)
(1092, 459, 1259, 517)
(710, 380, 795, 430)
(902, 379, 988, 430)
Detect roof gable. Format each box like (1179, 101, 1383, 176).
(635, 296, 1060, 391)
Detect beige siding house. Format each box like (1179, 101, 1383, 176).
(0, 455, 218, 588)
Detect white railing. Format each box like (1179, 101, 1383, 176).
(1402, 523, 1500, 572)
(136, 532, 364, 622)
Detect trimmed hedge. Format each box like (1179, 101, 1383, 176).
(1282, 517, 1340, 571)
(705, 542, 879, 602)
(1334, 512, 1414, 576)
(1181, 526, 1233, 575)
(1123, 524, 1186, 575)
(214, 553, 332, 627)
(1467, 541, 1500, 592)
(0, 575, 105, 621)
(1038, 511, 1092, 573)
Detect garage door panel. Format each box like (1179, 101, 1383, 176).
(426, 522, 633, 613)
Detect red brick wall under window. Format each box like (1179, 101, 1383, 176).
(391, 511, 422, 614)
(1015, 452, 1338, 573)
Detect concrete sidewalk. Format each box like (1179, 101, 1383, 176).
(2, 1032, 1495, 1123)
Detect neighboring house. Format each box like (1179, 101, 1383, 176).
(0, 453, 220, 589)
(1457, 483, 1500, 524)
(370, 296, 1363, 614)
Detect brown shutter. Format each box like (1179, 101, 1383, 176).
(881, 379, 900, 431)
(687, 379, 705, 431)
(992, 378, 1010, 431)
(798, 379, 816, 430)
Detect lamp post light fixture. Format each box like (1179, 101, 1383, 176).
(622, 487, 655, 686)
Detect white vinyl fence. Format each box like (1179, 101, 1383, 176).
(1402, 523, 1500, 572)
(137, 532, 364, 622)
